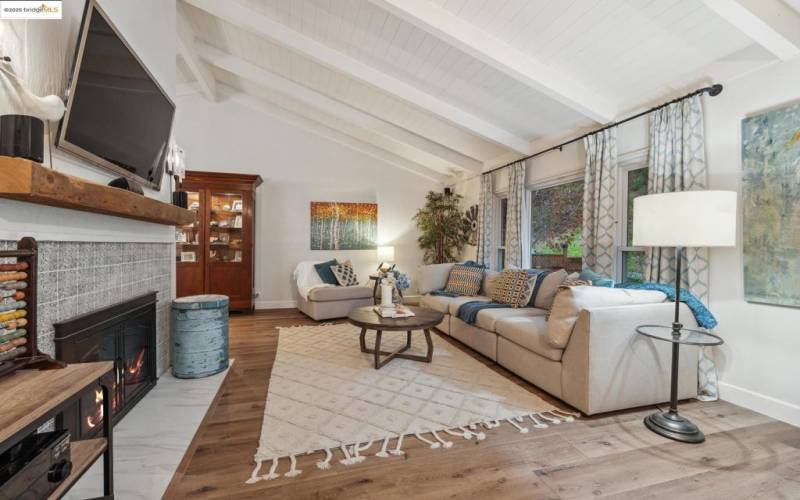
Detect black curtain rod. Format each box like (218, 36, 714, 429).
(483, 83, 724, 177)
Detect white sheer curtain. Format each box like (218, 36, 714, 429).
(475, 173, 494, 267)
(645, 94, 718, 400)
(582, 128, 618, 277)
(504, 161, 530, 269)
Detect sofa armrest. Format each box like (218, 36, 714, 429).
(560, 302, 699, 415)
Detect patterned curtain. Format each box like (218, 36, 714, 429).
(645, 95, 718, 400)
(475, 173, 494, 267)
(582, 128, 618, 277)
(504, 161, 529, 268)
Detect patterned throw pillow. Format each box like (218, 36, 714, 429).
(489, 269, 529, 307)
(520, 270, 550, 307)
(444, 264, 484, 296)
(330, 261, 358, 286)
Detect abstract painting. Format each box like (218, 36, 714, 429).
(741, 101, 800, 307)
(310, 202, 377, 250)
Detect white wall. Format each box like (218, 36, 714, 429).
(174, 93, 441, 308)
(704, 58, 800, 426)
(0, 0, 176, 243)
(450, 58, 800, 426)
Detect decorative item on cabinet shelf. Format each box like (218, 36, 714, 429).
(233, 215, 242, 229)
(0, 237, 65, 378)
(180, 251, 196, 263)
(232, 200, 243, 212)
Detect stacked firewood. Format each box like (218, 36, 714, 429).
(0, 262, 29, 364)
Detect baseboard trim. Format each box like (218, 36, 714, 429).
(254, 300, 298, 310)
(719, 381, 800, 427)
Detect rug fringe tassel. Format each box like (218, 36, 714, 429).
(538, 412, 562, 425)
(550, 409, 579, 422)
(245, 459, 264, 484)
(415, 431, 440, 449)
(284, 454, 302, 477)
(389, 434, 405, 455)
(430, 430, 453, 448)
(507, 417, 529, 434)
(463, 426, 485, 440)
(445, 428, 472, 440)
(528, 413, 549, 429)
(375, 437, 391, 457)
(339, 444, 357, 465)
(316, 448, 333, 469)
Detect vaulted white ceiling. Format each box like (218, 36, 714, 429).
(176, 0, 800, 181)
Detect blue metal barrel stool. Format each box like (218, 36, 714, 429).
(171, 294, 230, 379)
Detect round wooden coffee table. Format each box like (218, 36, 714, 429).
(347, 306, 444, 369)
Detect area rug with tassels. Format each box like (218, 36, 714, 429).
(246, 323, 577, 483)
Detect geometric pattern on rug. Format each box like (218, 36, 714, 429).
(248, 323, 574, 483)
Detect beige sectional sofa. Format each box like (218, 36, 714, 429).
(297, 285, 374, 320)
(418, 263, 698, 415)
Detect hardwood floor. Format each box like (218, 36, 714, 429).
(163, 309, 800, 499)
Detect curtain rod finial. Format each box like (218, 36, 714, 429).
(707, 84, 723, 97)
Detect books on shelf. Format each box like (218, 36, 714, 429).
(373, 305, 415, 318)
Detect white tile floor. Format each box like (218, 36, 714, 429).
(64, 364, 231, 500)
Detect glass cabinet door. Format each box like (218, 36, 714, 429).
(176, 191, 201, 263)
(209, 192, 244, 263)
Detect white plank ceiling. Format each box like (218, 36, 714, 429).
(176, 0, 799, 181)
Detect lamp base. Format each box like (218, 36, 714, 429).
(644, 410, 705, 443)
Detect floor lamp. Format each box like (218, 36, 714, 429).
(633, 190, 737, 443)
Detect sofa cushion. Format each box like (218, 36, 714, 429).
(474, 307, 546, 332)
(480, 270, 501, 297)
(308, 285, 373, 302)
(444, 264, 484, 296)
(547, 286, 667, 348)
(533, 269, 568, 310)
(495, 316, 563, 361)
(417, 263, 455, 294)
(420, 294, 491, 315)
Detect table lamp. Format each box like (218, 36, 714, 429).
(633, 190, 736, 442)
(377, 246, 395, 272)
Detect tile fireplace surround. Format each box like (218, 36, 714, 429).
(0, 240, 172, 374)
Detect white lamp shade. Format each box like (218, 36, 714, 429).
(377, 245, 395, 262)
(633, 191, 737, 247)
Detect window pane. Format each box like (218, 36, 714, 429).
(626, 168, 648, 246)
(622, 251, 646, 283)
(530, 180, 584, 257)
(497, 249, 505, 271)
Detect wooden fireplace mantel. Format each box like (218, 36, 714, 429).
(0, 155, 195, 226)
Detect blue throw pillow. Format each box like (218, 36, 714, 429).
(314, 259, 339, 285)
(461, 260, 487, 269)
(579, 268, 614, 288)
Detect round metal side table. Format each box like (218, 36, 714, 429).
(636, 324, 723, 443)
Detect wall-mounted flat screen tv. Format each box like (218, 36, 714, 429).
(56, 0, 174, 191)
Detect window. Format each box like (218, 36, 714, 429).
(530, 179, 584, 268)
(496, 197, 508, 270)
(618, 166, 648, 283)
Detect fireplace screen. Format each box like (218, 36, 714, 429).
(55, 293, 158, 440)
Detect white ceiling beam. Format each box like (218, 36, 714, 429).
(197, 42, 472, 175)
(182, 0, 529, 156)
(368, 0, 617, 124)
(217, 86, 445, 184)
(176, 3, 216, 101)
(703, 0, 800, 61)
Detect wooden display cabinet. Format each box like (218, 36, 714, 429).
(176, 171, 262, 312)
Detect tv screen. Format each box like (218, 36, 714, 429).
(56, 0, 174, 191)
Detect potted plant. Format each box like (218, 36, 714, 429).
(413, 191, 467, 264)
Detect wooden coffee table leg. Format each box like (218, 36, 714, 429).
(424, 329, 434, 362)
(359, 328, 367, 352)
(374, 330, 382, 369)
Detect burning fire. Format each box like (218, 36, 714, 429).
(86, 388, 104, 429)
(128, 349, 145, 375)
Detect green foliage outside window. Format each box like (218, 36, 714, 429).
(531, 180, 584, 257)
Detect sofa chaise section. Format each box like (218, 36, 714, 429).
(297, 285, 373, 320)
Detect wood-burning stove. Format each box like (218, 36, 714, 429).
(54, 293, 158, 441)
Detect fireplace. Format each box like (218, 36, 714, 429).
(54, 293, 158, 441)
